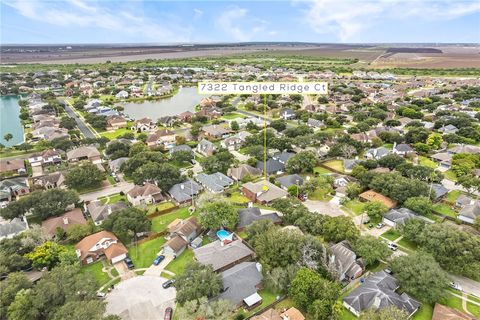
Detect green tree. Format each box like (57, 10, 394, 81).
(264, 264, 299, 294)
(364, 201, 388, 222)
(346, 182, 363, 199)
(404, 196, 433, 216)
(426, 132, 443, 150)
(398, 218, 426, 243)
(199, 200, 238, 230)
(66, 223, 95, 243)
(25, 241, 68, 270)
(352, 236, 391, 266)
(102, 207, 151, 244)
(59, 116, 77, 130)
(105, 141, 130, 160)
(289, 268, 341, 320)
(391, 251, 449, 303)
(133, 162, 182, 190)
(245, 219, 275, 247)
(230, 120, 239, 131)
(174, 262, 222, 305)
(202, 150, 234, 174)
(7, 289, 38, 320)
(0, 273, 32, 319)
(171, 150, 193, 164)
(359, 306, 409, 320)
(322, 216, 359, 243)
(65, 162, 105, 191)
(3, 133, 13, 142)
(286, 151, 317, 173)
(175, 297, 233, 320)
(128, 142, 148, 157)
(51, 300, 110, 320)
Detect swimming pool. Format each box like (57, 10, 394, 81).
(216, 229, 233, 241)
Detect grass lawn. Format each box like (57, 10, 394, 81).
(150, 207, 193, 233)
(446, 190, 463, 203)
(322, 160, 344, 173)
(381, 229, 402, 242)
(237, 230, 248, 239)
(107, 175, 116, 185)
(147, 201, 176, 214)
(100, 193, 127, 204)
(164, 249, 194, 276)
(343, 199, 366, 215)
(412, 303, 434, 320)
(444, 170, 458, 182)
(397, 238, 418, 252)
(128, 237, 166, 269)
(99, 126, 134, 140)
(314, 166, 333, 175)
(240, 289, 281, 318)
(467, 302, 480, 318)
(440, 294, 463, 311)
(227, 191, 250, 204)
(433, 203, 457, 218)
(367, 261, 388, 273)
(222, 112, 247, 120)
(309, 187, 333, 201)
(418, 156, 438, 169)
(80, 261, 111, 288)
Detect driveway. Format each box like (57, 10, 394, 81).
(79, 181, 134, 202)
(31, 166, 43, 177)
(105, 275, 176, 320)
(304, 199, 345, 217)
(143, 255, 174, 277)
(113, 261, 134, 280)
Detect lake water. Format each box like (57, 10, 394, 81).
(123, 86, 205, 120)
(0, 96, 24, 147)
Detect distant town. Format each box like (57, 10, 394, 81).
(0, 50, 480, 320)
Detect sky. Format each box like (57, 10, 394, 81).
(1, 0, 479, 44)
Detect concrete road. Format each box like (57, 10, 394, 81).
(105, 275, 176, 320)
(450, 275, 480, 298)
(60, 99, 97, 139)
(79, 182, 134, 202)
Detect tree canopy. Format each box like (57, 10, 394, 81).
(199, 200, 238, 231)
(174, 262, 222, 305)
(65, 162, 105, 191)
(102, 207, 151, 244)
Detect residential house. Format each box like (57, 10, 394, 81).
(41, 208, 87, 237)
(256, 159, 285, 175)
(383, 207, 418, 228)
(237, 207, 281, 231)
(196, 172, 233, 193)
(0, 217, 28, 240)
(168, 217, 201, 243)
(430, 184, 449, 202)
(127, 183, 164, 206)
(344, 159, 360, 173)
(163, 236, 188, 256)
(242, 180, 288, 204)
(392, 143, 414, 157)
(115, 90, 129, 99)
(456, 194, 474, 208)
(201, 124, 231, 140)
(359, 190, 397, 209)
(276, 174, 304, 190)
(197, 106, 223, 119)
(307, 118, 325, 130)
(343, 271, 420, 317)
(87, 200, 128, 225)
(365, 147, 390, 160)
(193, 239, 255, 272)
(177, 111, 194, 123)
(197, 139, 216, 156)
(31, 127, 69, 141)
(170, 144, 193, 155)
(251, 307, 305, 320)
(448, 144, 480, 155)
(67, 146, 102, 164)
(146, 129, 176, 148)
(438, 124, 459, 135)
(75, 231, 128, 265)
(221, 131, 251, 150)
(329, 241, 364, 281)
(32, 172, 65, 189)
(430, 152, 452, 169)
(28, 149, 62, 167)
(272, 151, 294, 165)
(219, 262, 263, 307)
(109, 157, 128, 173)
(106, 115, 127, 131)
(432, 303, 475, 320)
(132, 117, 156, 132)
(458, 201, 480, 224)
(227, 164, 262, 181)
(0, 178, 29, 202)
(0, 159, 26, 176)
(157, 116, 176, 127)
(168, 180, 203, 204)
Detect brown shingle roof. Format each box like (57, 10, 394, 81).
(432, 303, 475, 320)
(127, 183, 162, 198)
(41, 208, 87, 236)
(0, 159, 25, 173)
(359, 190, 397, 209)
(165, 235, 188, 252)
(75, 230, 122, 261)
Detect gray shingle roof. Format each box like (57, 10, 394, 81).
(193, 239, 254, 271)
(343, 271, 420, 317)
(276, 174, 304, 189)
(384, 207, 418, 226)
(168, 180, 202, 203)
(237, 207, 281, 229)
(256, 159, 284, 174)
(0, 218, 27, 239)
(219, 262, 263, 305)
(196, 172, 233, 193)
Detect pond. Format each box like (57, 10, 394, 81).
(0, 95, 24, 147)
(123, 86, 205, 121)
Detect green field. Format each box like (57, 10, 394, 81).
(433, 203, 457, 218)
(164, 249, 194, 276)
(322, 160, 344, 173)
(100, 193, 127, 204)
(444, 170, 458, 182)
(227, 191, 251, 204)
(128, 236, 166, 269)
(397, 238, 418, 252)
(412, 303, 434, 320)
(222, 112, 247, 120)
(446, 190, 462, 203)
(381, 229, 402, 242)
(151, 207, 193, 233)
(418, 156, 438, 169)
(314, 166, 333, 175)
(99, 126, 134, 139)
(80, 261, 111, 288)
(467, 302, 480, 318)
(343, 199, 366, 215)
(147, 201, 177, 214)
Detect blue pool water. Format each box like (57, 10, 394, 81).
(216, 230, 233, 241)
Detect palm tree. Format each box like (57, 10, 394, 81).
(3, 133, 13, 142)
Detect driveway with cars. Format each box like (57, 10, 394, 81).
(105, 275, 176, 320)
(143, 254, 173, 277)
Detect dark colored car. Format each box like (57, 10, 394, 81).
(162, 279, 175, 289)
(124, 257, 134, 269)
(164, 307, 173, 320)
(153, 255, 165, 266)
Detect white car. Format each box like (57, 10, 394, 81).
(450, 282, 462, 291)
(388, 243, 398, 251)
(376, 223, 385, 229)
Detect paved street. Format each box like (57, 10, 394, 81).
(450, 275, 480, 298)
(60, 99, 97, 139)
(79, 181, 134, 202)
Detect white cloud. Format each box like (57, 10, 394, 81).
(300, 0, 480, 42)
(193, 8, 203, 20)
(215, 6, 268, 42)
(3, 0, 192, 42)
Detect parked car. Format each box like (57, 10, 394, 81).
(153, 255, 165, 266)
(388, 243, 398, 251)
(96, 292, 106, 299)
(162, 279, 175, 289)
(164, 307, 173, 320)
(368, 223, 374, 229)
(384, 268, 392, 274)
(376, 223, 385, 229)
(298, 194, 308, 201)
(124, 257, 134, 269)
(450, 282, 462, 291)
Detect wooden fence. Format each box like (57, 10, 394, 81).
(146, 205, 179, 219)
